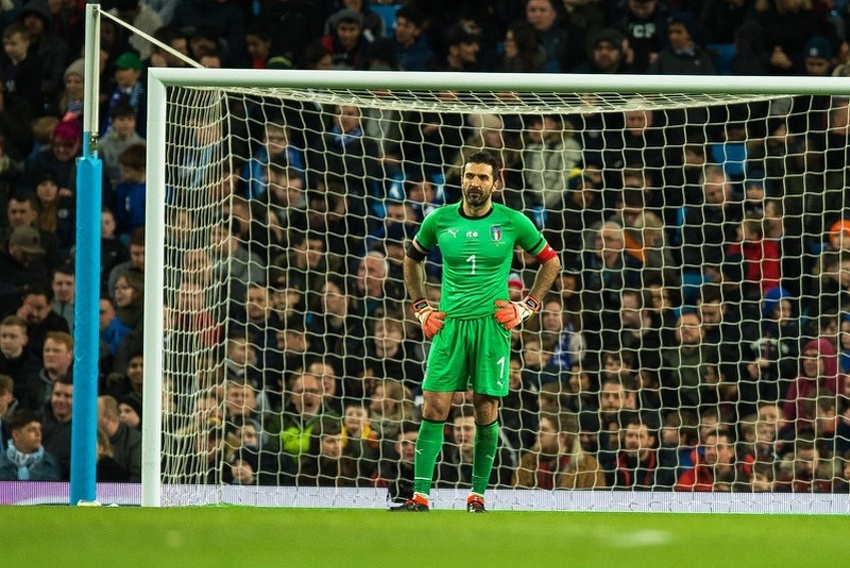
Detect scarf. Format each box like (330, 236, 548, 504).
(841, 350, 850, 374)
(330, 124, 363, 148)
(6, 441, 44, 481)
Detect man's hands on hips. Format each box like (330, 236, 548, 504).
(412, 298, 445, 339)
(494, 296, 540, 330)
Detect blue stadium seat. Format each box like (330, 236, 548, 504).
(706, 43, 736, 76)
(372, 4, 400, 38)
(681, 271, 711, 306)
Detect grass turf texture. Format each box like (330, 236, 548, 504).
(4, 507, 847, 567)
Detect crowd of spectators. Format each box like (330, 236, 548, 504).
(0, 0, 849, 496)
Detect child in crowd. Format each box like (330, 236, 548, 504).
(56, 58, 84, 121)
(1, 22, 42, 106)
(27, 115, 58, 162)
(104, 51, 146, 136)
(113, 142, 147, 239)
(341, 402, 379, 472)
(99, 102, 145, 189)
(100, 207, 130, 295)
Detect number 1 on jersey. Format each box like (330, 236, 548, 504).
(466, 254, 476, 275)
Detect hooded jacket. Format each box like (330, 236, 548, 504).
(782, 337, 841, 427)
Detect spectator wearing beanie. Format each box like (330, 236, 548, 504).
(104, 51, 146, 137)
(802, 35, 834, 76)
(119, 393, 142, 429)
(57, 58, 84, 121)
(20, 117, 82, 194)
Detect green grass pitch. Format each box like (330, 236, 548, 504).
(4, 507, 848, 567)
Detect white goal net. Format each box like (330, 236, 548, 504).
(143, 70, 850, 511)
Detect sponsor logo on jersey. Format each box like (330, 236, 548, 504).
(490, 225, 502, 241)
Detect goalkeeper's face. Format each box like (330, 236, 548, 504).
(461, 163, 500, 208)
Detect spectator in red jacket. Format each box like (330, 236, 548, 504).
(676, 429, 751, 491)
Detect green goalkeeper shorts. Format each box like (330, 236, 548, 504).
(422, 315, 511, 397)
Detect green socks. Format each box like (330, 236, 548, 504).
(471, 420, 499, 496)
(412, 418, 499, 500)
(413, 418, 445, 497)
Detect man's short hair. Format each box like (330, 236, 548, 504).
(0, 374, 14, 395)
(5, 408, 40, 432)
(45, 331, 73, 351)
(9, 190, 39, 211)
(53, 373, 73, 387)
(53, 262, 74, 278)
(21, 283, 52, 303)
(153, 25, 186, 48)
(464, 150, 501, 173)
(0, 315, 27, 330)
(3, 22, 29, 42)
(109, 101, 137, 120)
(128, 227, 145, 247)
(118, 143, 146, 170)
(396, 5, 426, 28)
(397, 420, 419, 438)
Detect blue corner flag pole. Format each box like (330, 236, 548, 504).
(69, 129, 102, 505)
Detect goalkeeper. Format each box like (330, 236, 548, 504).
(391, 150, 561, 512)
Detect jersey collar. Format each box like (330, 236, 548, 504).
(458, 202, 494, 220)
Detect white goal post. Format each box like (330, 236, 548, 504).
(143, 69, 850, 511)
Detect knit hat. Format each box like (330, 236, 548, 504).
(329, 8, 363, 28)
(508, 272, 524, 292)
(762, 286, 792, 319)
(115, 51, 142, 71)
(668, 11, 698, 40)
(829, 219, 850, 245)
(64, 58, 84, 81)
(804, 36, 832, 60)
(52, 118, 81, 143)
(35, 170, 58, 187)
(120, 393, 143, 423)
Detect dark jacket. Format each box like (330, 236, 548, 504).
(39, 404, 71, 480)
(109, 421, 142, 482)
(0, 349, 41, 411)
(647, 45, 717, 75)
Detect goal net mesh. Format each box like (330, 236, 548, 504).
(155, 79, 850, 505)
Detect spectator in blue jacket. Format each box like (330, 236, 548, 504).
(393, 4, 433, 71)
(113, 143, 146, 240)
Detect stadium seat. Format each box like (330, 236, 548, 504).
(372, 4, 400, 38)
(706, 43, 737, 76)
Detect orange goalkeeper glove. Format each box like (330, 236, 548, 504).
(494, 296, 541, 330)
(412, 298, 445, 340)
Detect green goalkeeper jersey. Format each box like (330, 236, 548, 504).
(415, 202, 547, 319)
